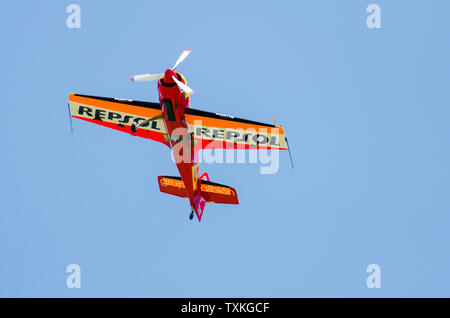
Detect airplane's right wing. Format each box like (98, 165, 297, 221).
(184, 107, 288, 150)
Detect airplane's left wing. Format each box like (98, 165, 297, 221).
(68, 93, 169, 147)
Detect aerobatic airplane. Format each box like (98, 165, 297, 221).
(68, 50, 291, 222)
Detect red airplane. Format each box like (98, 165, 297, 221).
(68, 50, 290, 222)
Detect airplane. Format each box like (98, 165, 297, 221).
(67, 49, 291, 222)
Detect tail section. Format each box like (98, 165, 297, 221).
(158, 175, 239, 221)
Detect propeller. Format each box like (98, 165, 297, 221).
(131, 49, 194, 93)
(131, 73, 164, 82)
(172, 75, 194, 94)
(172, 49, 191, 70)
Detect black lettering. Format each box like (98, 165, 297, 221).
(236, 133, 252, 142)
(270, 136, 280, 146)
(226, 131, 240, 140)
(253, 134, 269, 145)
(196, 127, 211, 138)
(133, 117, 149, 127)
(212, 129, 224, 139)
(151, 120, 160, 131)
(78, 106, 93, 117)
(108, 112, 121, 121)
(118, 115, 133, 124)
(94, 109, 106, 120)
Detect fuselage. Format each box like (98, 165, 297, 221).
(157, 69, 199, 210)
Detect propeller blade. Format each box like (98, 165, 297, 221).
(172, 75, 194, 94)
(172, 49, 191, 70)
(131, 73, 164, 82)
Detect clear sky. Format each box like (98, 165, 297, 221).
(0, 1, 449, 297)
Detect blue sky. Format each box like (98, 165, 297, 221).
(0, 1, 449, 297)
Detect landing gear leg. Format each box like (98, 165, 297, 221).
(189, 210, 194, 220)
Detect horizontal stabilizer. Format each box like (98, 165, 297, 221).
(158, 176, 239, 204)
(200, 180, 239, 204)
(158, 176, 188, 199)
